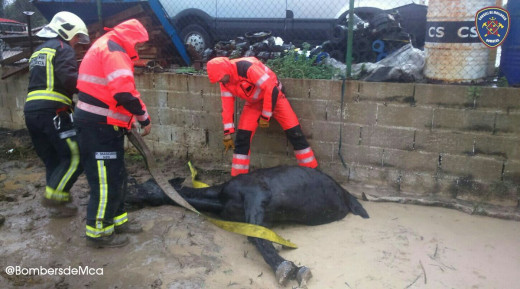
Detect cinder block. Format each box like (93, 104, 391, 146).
(311, 120, 340, 143)
(311, 141, 335, 163)
(0, 107, 11, 122)
(441, 154, 503, 181)
(503, 160, 520, 184)
(250, 135, 290, 156)
(184, 128, 207, 147)
(325, 100, 343, 122)
(340, 144, 383, 167)
(298, 119, 314, 140)
(382, 148, 439, 172)
(361, 126, 414, 150)
(346, 163, 402, 188)
(414, 83, 472, 107)
(201, 94, 221, 112)
(340, 123, 361, 146)
(154, 73, 187, 91)
(158, 108, 193, 127)
(495, 112, 520, 134)
(358, 82, 414, 101)
(258, 153, 296, 168)
(377, 104, 433, 129)
(151, 125, 171, 143)
(477, 87, 520, 110)
(289, 99, 328, 121)
(135, 73, 154, 89)
(281, 78, 313, 100)
(140, 90, 168, 108)
(152, 140, 187, 157)
(433, 108, 496, 132)
(307, 79, 335, 101)
(167, 92, 203, 111)
(399, 171, 439, 196)
(474, 134, 519, 161)
(10, 109, 24, 127)
(191, 111, 222, 132)
(187, 75, 214, 94)
(415, 130, 474, 155)
(147, 107, 160, 125)
(329, 79, 359, 103)
(344, 102, 378, 125)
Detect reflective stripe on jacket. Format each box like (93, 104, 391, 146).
(208, 57, 280, 134)
(25, 38, 78, 112)
(76, 19, 149, 129)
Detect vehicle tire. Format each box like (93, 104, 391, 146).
(179, 24, 212, 54)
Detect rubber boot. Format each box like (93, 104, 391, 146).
(42, 197, 77, 218)
(115, 220, 143, 234)
(86, 234, 129, 248)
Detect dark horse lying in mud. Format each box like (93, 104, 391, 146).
(126, 165, 369, 286)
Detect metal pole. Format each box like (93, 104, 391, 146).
(345, 0, 355, 78)
(23, 11, 35, 54)
(96, 0, 103, 27)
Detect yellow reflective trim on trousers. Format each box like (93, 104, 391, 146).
(189, 161, 297, 248)
(27, 90, 72, 106)
(45, 186, 70, 201)
(56, 138, 80, 193)
(113, 212, 128, 226)
(96, 160, 108, 229)
(86, 224, 114, 238)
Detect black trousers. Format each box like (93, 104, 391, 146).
(76, 122, 128, 238)
(25, 111, 82, 201)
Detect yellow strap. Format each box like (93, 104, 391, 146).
(127, 130, 297, 248)
(188, 161, 297, 247)
(188, 161, 210, 188)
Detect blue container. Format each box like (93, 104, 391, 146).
(500, 1, 520, 86)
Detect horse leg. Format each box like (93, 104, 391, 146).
(242, 190, 309, 285)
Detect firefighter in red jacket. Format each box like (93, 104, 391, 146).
(24, 12, 90, 217)
(206, 57, 318, 176)
(74, 19, 151, 248)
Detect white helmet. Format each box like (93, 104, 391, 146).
(36, 11, 90, 44)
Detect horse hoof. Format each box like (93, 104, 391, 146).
(275, 261, 296, 286)
(296, 266, 312, 286)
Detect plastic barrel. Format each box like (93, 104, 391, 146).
(424, 0, 496, 83)
(500, 1, 520, 86)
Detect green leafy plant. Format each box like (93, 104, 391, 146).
(497, 77, 509, 87)
(266, 43, 340, 79)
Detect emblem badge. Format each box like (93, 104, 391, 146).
(475, 7, 510, 48)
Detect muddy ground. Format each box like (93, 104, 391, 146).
(1, 128, 519, 289)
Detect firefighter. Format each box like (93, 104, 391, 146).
(74, 19, 151, 248)
(206, 56, 318, 176)
(24, 11, 90, 217)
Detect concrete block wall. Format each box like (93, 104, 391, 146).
(2, 70, 519, 206)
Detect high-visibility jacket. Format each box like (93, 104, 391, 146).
(75, 19, 150, 129)
(207, 57, 281, 135)
(24, 38, 78, 113)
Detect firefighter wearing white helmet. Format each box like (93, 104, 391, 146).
(36, 11, 90, 44)
(24, 11, 90, 218)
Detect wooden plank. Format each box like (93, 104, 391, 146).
(87, 4, 146, 31)
(1, 63, 29, 79)
(0, 49, 31, 65)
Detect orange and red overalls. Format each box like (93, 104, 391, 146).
(74, 19, 150, 239)
(207, 57, 318, 176)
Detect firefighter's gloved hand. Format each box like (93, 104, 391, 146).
(223, 135, 235, 153)
(259, 117, 269, 128)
